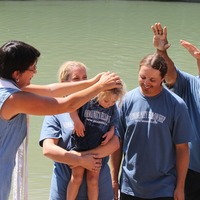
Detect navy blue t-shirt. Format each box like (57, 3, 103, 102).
(69, 98, 119, 151)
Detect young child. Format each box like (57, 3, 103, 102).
(66, 86, 125, 200)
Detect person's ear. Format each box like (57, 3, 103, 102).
(12, 70, 21, 82)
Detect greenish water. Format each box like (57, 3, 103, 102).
(1, 1, 199, 199)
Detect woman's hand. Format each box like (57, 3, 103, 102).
(98, 72, 122, 90)
(89, 72, 104, 84)
(69, 151, 102, 172)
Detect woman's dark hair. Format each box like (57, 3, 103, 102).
(139, 53, 167, 78)
(0, 40, 40, 80)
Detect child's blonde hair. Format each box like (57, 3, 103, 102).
(57, 61, 87, 82)
(96, 81, 126, 104)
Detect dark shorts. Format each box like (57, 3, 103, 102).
(185, 169, 200, 200)
(120, 193, 173, 200)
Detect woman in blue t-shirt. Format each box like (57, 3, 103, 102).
(40, 61, 121, 200)
(0, 40, 121, 200)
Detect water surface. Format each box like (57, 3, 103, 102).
(1, 1, 199, 199)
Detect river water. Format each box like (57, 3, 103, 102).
(1, 1, 200, 199)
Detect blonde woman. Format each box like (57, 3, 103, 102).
(40, 61, 121, 200)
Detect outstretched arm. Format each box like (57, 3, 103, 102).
(151, 22, 177, 87)
(2, 72, 122, 120)
(22, 72, 104, 97)
(180, 40, 200, 76)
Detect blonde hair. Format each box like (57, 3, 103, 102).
(96, 81, 126, 104)
(57, 61, 88, 82)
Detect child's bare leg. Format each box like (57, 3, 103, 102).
(66, 166, 85, 200)
(86, 170, 100, 200)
